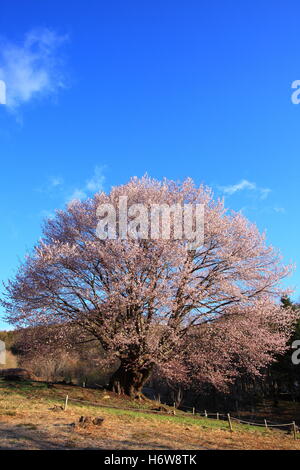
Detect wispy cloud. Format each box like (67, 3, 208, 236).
(68, 188, 88, 202)
(50, 176, 64, 187)
(67, 166, 106, 204)
(260, 188, 272, 200)
(36, 175, 65, 197)
(221, 179, 256, 195)
(274, 206, 286, 214)
(0, 28, 68, 110)
(86, 166, 106, 193)
(39, 209, 55, 220)
(219, 179, 271, 200)
(37, 168, 106, 219)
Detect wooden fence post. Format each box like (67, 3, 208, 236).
(64, 395, 69, 411)
(227, 413, 233, 432)
(192, 407, 195, 415)
(292, 421, 297, 440)
(173, 402, 176, 415)
(217, 412, 219, 420)
(264, 419, 268, 430)
(204, 409, 207, 418)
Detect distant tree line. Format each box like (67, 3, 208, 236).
(1, 297, 300, 412)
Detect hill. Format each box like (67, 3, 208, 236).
(0, 379, 299, 450)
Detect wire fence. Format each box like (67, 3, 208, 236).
(58, 393, 299, 440)
(176, 403, 297, 433)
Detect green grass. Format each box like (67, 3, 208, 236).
(65, 394, 272, 435)
(0, 379, 291, 438)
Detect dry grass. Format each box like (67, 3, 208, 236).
(0, 351, 18, 369)
(0, 379, 299, 450)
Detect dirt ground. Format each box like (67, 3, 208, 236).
(1, 381, 300, 450)
(0, 410, 300, 450)
(0, 412, 207, 450)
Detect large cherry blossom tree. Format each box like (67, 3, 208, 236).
(1, 176, 295, 397)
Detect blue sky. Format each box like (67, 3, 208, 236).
(0, 1, 299, 329)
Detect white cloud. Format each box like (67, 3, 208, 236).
(39, 209, 55, 219)
(67, 189, 87, 203)
(50, 176, 64, 187)
(274, 207, 286, 214)
(67, 166, 106, 204)
(36, 175, 65, 197)
(219, 179, 271, 200)
(221, 179, 256, 195)
(0, 28, 68, 110)
(260, 188, 271, 200)
(86, 166, 106, 192)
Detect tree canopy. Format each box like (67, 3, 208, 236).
(1, 176, 296, 396)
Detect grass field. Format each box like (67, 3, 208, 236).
(0, 379, 299, 450)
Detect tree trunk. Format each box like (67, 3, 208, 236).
(108, 362, 153, 398)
